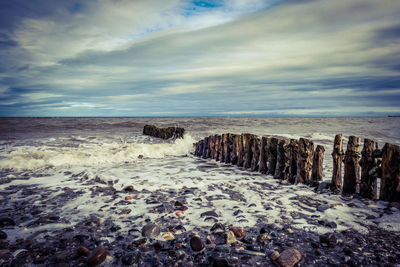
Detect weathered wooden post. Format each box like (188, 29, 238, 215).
(231, 134, 240, 165)
(194, 141, 199, 156)
(379, 143, 400, 202)
(331, 134, 344, 191)
(219, 134, 226, 162)
(211, 135, 217, 159)
(215, 135, 221, 161)
(311, 145, 325, 186)
(288, 139, 298, 184)
(342, 136, 361, 194)
(197, 140, 204, 157)
(202, 137, 209, 159)
(259, 136, 268, 174)
(251, 137, 261, 171)
(274, 139, 290, 180)
(237, 134, 245, 167)
(224, 134, 233, 164)
(296, 138, 314, 184)
(267, 137, 279, 176)
(360, 139, 378, 199)
(207, 135, 214, 158)
(243, 134, 257, 169)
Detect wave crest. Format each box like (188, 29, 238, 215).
(0, 135, 195, 170)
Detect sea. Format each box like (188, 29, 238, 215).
(0, 117, 400, 253)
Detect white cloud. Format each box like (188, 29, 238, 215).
(2, 0, 400, 116)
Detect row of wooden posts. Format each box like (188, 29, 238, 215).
(193, 133, 400, 202)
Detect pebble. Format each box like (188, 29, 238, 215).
(277, 248, 302, 267)
(77, 246, 90, 256)
(190, 236, 205, 252)
(270, 251, 280, 261)
(55, 251, 70, 263)
(230, 226, 245, 239)
(342, 247, 353, 256)
(214, 245, 231, 253)
(162, 232, 175, 241)
(317, 205, 330, 212)
(174, 200, 184, 207)
(124, 185, 134, 192)
(257, 233, 271, 243)
(177, 205, 188, 211)
(210, 257, 230, 267)
(326, 221, 337, 229)
(200, 210, 219, 218)
(211, 223, 225, 232)
(121, 254, 135, 265)
(0, 231, 7, 240)
(141, 224, 160, 239)
(270, 231, 279, 238)
(225, 231, 236, 244)
(0, 249, 10, 257)
(319, 233, 337, 247)
(87, 246, 107, 266)
(0, 218, 15, 227)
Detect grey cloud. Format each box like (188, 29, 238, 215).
(1, 0, 400, 116)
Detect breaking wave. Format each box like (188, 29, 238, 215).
(0, 135, 195, 170)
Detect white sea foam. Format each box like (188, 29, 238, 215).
(0, 135, 195, 170)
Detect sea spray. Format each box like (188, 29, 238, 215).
(0, 135, 196, 170)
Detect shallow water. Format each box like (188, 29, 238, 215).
(0, 117, 399, 245)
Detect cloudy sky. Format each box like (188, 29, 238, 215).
(0, 0, 399, 116)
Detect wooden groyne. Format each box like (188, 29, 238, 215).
(193, 133, 400, 202)
(194, 134, 323, 186)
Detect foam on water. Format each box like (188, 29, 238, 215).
(0, 117, 399, 246)
(0, 135, 195, 170)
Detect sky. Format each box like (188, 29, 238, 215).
(0, 0, 399, 117)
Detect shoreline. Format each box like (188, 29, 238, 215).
(1, 157, 400, 266)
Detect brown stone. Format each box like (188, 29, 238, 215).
(360, 139, 378, 199)
(296, 138, 314, 184)
(379, 143, 400, 202)
(277, 248, 302, 267)
(77, 246, 90, 256)
(87, 246, 107, 266)
(331, 134, 344, 191)
(230, 226, 245, 238)
(343, 136, 361, 194)
(311, 145, 325, 185)
(190, 236, 205, 252)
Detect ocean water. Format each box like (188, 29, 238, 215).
(0, 117, 400, 244)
